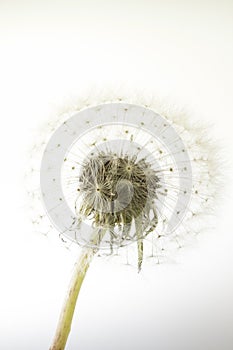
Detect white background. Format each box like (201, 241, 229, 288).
(0, 1, 233, 349)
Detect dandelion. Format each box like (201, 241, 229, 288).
(30, 95, 221, 350)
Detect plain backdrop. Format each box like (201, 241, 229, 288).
(0, 1, 233, 350)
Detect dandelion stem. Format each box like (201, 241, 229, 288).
(135, 216, 143, 272)
(49, 228, 106, 350)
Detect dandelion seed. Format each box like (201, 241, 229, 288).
(27, 96, 221, 350)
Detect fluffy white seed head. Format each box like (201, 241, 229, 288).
(26, 90, 222, 269)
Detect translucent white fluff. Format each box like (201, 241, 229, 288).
(26, 90, 222, 269)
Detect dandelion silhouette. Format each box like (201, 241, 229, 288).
(32, 99, 220, 350)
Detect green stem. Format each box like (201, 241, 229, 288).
(49, 229, 106, 350)
(135, 215, 143, 272)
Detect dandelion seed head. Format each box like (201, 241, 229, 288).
(39, 102, 193, 256)
(27, 91, 222, 269)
